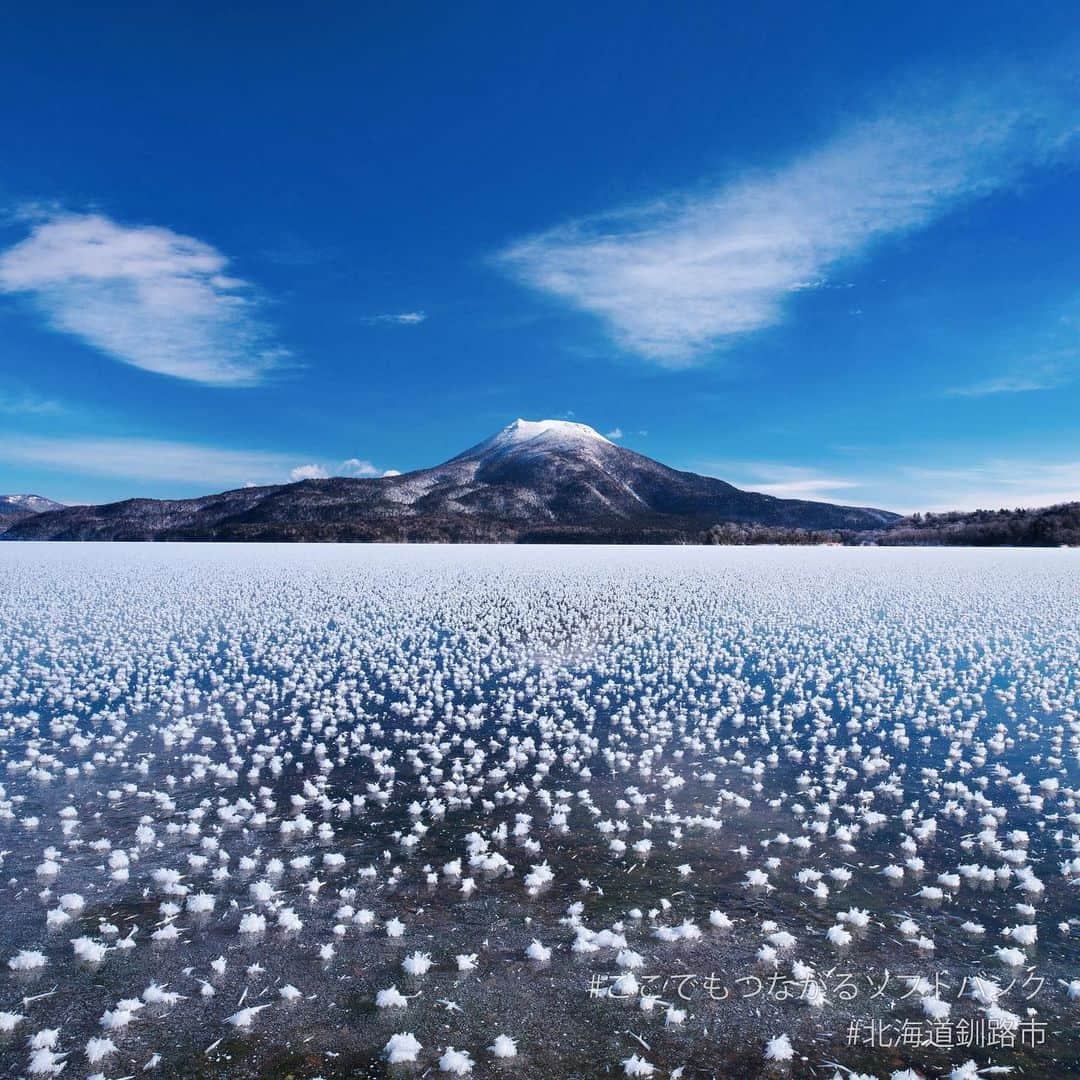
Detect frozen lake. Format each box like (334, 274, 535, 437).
(0, 543, 1077, 1079)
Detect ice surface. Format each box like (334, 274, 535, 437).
(0, 543, 1076, 1077)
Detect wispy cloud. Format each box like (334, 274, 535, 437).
(946, 330, 1077, 395)
(713, 461, 864, 501)
(752, 478, 863, 499)
(0, 434, 314, 488)
(360, 311, 426, 325)
(704, 456, 1080, 512)
(0, 388, 64, 415)
(946, 370, 1070, 396)
(499, 60, 1080, 365)
(0, 435, 399, 489)
(604, 427, 624, 440)
(0, 211, 288, 386)
(902, 460, 1080, 512)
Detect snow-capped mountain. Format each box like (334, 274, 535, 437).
(459, 418, 615, 460)
(2, 420, 898, 541)
(380, 419, 896, 531)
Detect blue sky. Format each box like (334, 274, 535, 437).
(1, 1, 1079, 513)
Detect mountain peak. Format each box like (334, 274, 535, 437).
(509, 417, 610, 440)
(451, 418, 614, 465)
(495, 417, 612, 448)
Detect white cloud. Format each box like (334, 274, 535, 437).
(717, 456, 1080, 513)
(946, 372, 1066, 396)
(0, 388, 63, 415)
(280, 457, 396, 481)
(716, 461, 864, 501)
(339, 457, 382, 478)
(605, 427, 624, 440)
(753, 478, 862, 499)
(0, 212, 287, 385)
(361, 311, 426, 325)
(902, 460, 1080, 513)
(289, 463, 329, 481)
(946, 348, 1075, 396)
(1, 434, 310, 488)
(499, 62, 1079, 365)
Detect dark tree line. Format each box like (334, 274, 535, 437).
(703, 503, 1080, 547)
(872, 502, 1080, 547)
(703, 522, 848, 545)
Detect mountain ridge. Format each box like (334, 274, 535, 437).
(3, 419, 899, 542)
(0, 494, 65, 526)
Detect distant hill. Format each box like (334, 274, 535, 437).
(0, 494, 64, 527)
(703, 503, 1080, 546)
(1, 419, 897, 542)
(872, 503, 1080, 547)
